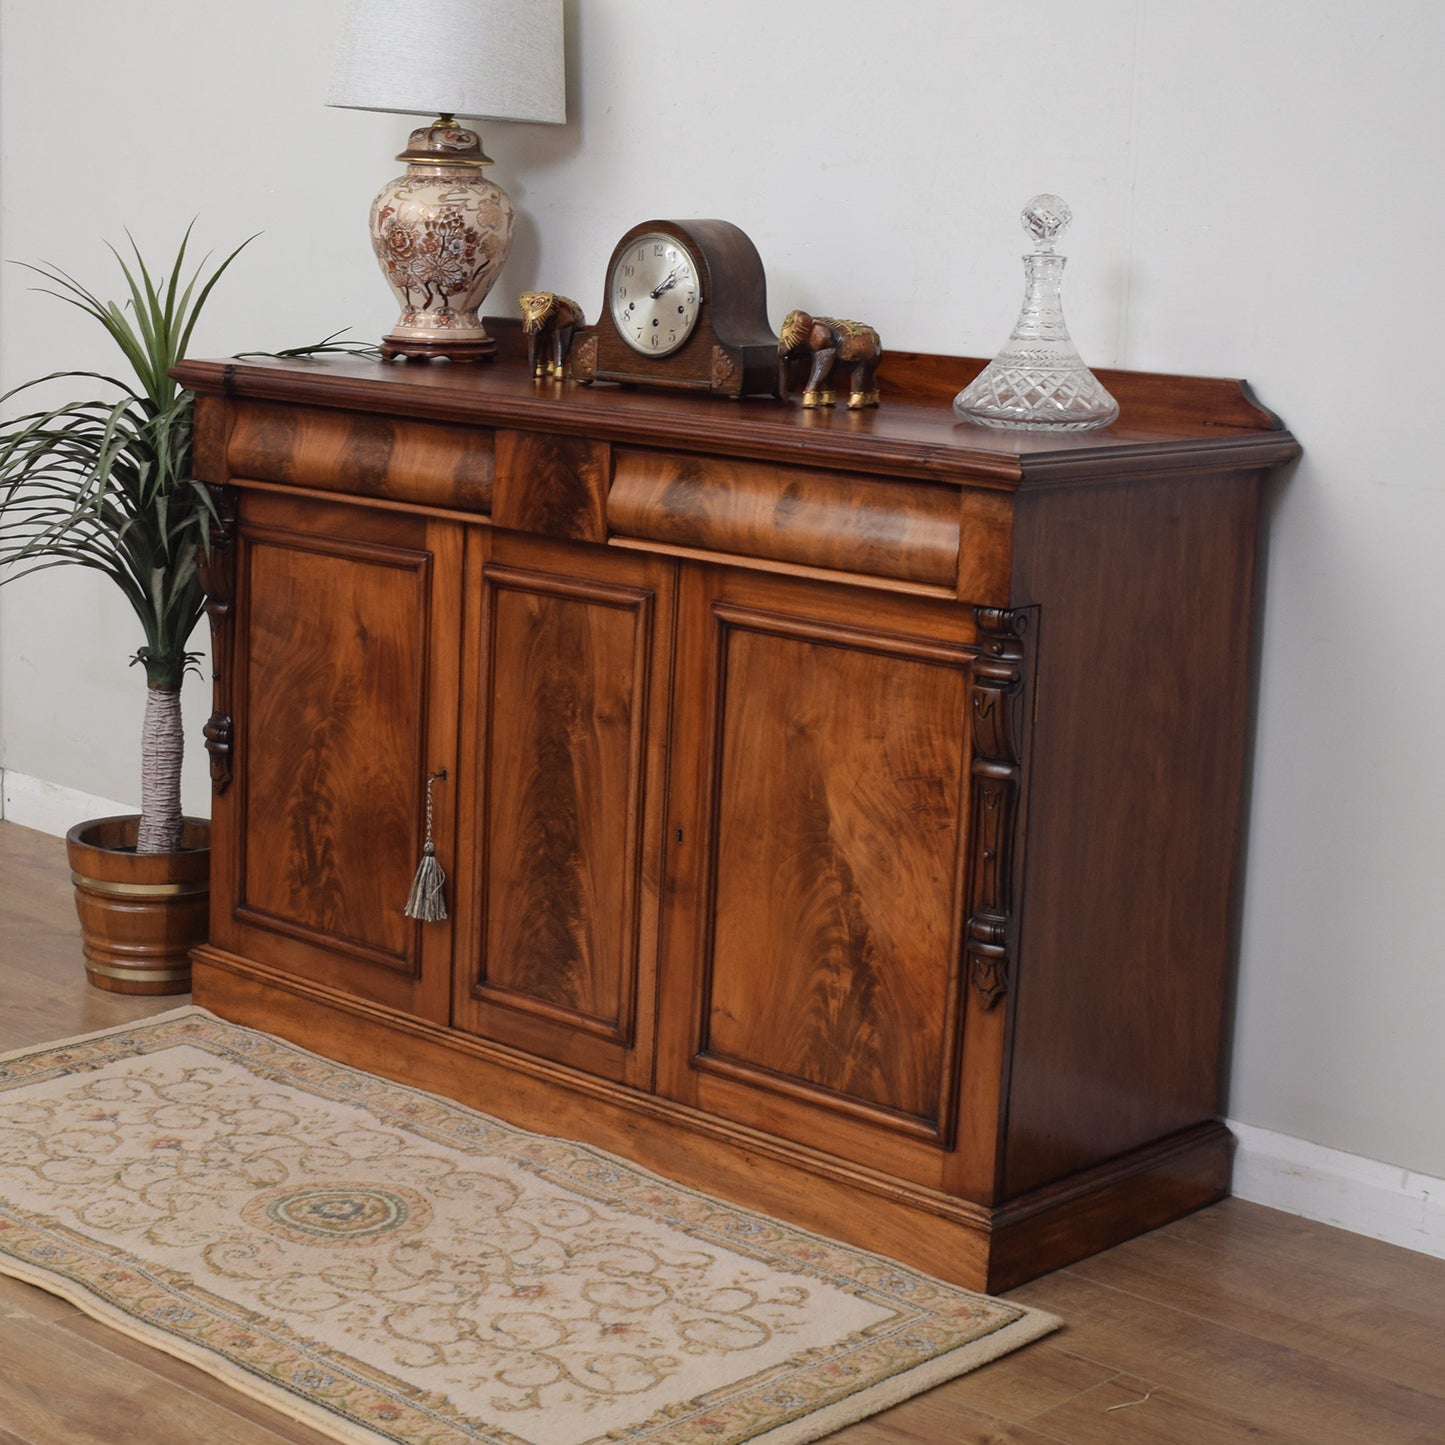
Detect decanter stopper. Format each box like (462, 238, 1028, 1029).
(954, 194, 1119, 431)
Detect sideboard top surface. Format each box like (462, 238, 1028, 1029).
(175, 322, 1298, 493)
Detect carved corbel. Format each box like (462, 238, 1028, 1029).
(197, 484, 239, 794)
(964, 607, 1033, 1008)
(569, 332, 599, 382)
(711, 346, 739, 391)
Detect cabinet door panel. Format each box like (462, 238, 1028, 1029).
(660, 570, 979, 1184)
(707, 616, 967, 1123)
(453, 537, 673, 1087)
(213, 492, 459, 1020)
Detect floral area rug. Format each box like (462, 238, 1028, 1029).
(0, 1008, 1057, 1444)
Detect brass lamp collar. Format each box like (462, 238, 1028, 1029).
(395, 114, 494, 167)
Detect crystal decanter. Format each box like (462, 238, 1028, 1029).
(954, 194, 1118, 431)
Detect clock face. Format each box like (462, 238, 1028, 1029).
(608, 232, 702, 356)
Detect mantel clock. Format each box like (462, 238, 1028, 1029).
(572, 219, 779, 397)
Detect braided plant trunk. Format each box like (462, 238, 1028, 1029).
(136, 683, 186, 853)
(133, 638, 196, 857)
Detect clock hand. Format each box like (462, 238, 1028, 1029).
(650, 269, 683, 299)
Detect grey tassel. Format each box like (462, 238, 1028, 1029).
(404, 770, 448, 922)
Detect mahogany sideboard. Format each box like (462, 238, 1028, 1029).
(175, 330, 1298, 1291)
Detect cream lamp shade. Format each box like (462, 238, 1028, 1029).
(328, 0, 566, 362)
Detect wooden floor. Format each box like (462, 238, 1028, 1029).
(1, 819, 1442, 1444)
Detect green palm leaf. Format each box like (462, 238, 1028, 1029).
(0, 232, 253, 685)
(1, 229, 349, 851)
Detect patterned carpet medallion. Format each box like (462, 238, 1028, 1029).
(0, 1010, 1058, 1444)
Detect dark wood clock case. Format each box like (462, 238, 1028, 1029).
(572, 218, 780, 396)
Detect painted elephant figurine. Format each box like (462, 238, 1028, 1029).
(519, 291, 587, 378)
(778, 311, 882, 409)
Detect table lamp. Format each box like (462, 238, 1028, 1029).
(328, 0, 566, 362)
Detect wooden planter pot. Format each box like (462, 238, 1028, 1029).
(65, 815, 210, 995)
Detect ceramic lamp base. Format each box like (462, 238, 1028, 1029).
(368, 121, 515, 364)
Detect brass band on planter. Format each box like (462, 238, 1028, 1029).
(70, 872, 209, 899)
(83, 961, 192, 984)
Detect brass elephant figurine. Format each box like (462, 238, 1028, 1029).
(519, 291, 587, 379)
(778, 310, 881, 409)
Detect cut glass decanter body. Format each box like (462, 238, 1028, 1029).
(954, 195, 1118, 431)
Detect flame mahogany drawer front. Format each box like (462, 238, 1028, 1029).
(177, 332, 1298, 1292)
(605, 447, 962, 587)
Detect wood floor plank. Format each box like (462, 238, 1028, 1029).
(818, 1338, 1117, 1442)
(0, 823, 71, 899)
(1069, 1215, 1445, 1398)
(829, 1396, 1070, 1444)
(1006, 1271, 1445, 1445)
(0, 993, 174, 1057)
(0, 1309, 309, 1445)
(0, 1274, 76, 1325)
(60, 1312, 346, 1445)
(0, 823, 184, 1052)
(927, 1343, 1118, 1424)
(1031, 1373, 1305, 1445)
(1159, 1197, 1445, 1320)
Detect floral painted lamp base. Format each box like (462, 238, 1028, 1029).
(369, 119, 514, 363)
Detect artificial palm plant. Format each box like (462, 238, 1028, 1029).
(0, 228, 251, 853)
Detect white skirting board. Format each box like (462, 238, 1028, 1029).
(1, 769, 136, 840)
(1226, 1119, 1445, 1260)
(3, 770, 1440, 1262)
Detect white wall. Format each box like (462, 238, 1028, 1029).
(3, 2, 1442, 1189)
